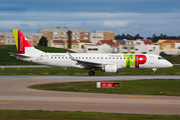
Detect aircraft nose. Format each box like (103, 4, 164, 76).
(167, 61, 173, 67)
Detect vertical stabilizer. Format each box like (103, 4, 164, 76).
(13, 29, 44, 55)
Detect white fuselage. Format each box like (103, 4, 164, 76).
(18, 53, 173, 70)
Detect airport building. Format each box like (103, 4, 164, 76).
(89, 31, 115, 44)
(39, 27, 89, 41)
(0, 27, 115, 47)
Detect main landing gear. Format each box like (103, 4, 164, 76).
(89, 71, 95, 76)
(152, 68, 157, 76)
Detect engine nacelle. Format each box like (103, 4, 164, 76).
(104, 65, 119, 73)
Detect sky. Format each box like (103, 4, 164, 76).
(0, 0, 180, 38)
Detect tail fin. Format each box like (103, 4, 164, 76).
(13, 29, 44, 55)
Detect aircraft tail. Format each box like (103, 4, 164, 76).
(13, 29, 44, 55)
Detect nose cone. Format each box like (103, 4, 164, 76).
(167, 61, 173, 67)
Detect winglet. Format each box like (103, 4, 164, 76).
(67, 52, 77, 61)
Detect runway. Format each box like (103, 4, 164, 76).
(1, 75, 180, 80)
(0, 75, 180, 115)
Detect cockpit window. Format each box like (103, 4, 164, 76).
(158, 57, 164, 60)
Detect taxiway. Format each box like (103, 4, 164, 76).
(0, 75, 180, 115)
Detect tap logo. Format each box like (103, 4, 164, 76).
(123, 54, 147, 68)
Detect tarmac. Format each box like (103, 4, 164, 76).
(0, 75, 180, 115)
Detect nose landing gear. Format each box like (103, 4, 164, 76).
(152, 68, 157, 76)
(89, 71, 95, 76)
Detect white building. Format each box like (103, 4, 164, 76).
(117, 39, 160, 55)
(86, 44, 111, 53)
(146, 45, 160, 55)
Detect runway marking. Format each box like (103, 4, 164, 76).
(13, 102, 180, 108)
(31, 78, 43, 80)
(123, 96, 150, 98)
(0, 102, 12, 104)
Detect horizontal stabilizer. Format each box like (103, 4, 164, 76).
(9, 52, 31, 58)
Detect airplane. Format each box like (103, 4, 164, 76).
(9, 29, 173, 76)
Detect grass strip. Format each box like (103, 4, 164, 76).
(0, 65, 180, 75)
(0, 110, 180, 120)
(29, 79, 180, 96)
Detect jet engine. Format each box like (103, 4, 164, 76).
(103, 65, 119, 73)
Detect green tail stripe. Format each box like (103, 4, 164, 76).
(13, 29, 18, 51)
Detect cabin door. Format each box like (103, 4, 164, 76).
(149, 56, 154, 64)
(44, 55, 49, 63)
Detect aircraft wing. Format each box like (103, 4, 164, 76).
(67, 52, 108, 67)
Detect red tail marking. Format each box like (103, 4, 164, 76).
(18, 30, 33, 54)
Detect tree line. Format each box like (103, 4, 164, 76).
(147, 34, 180, 43)
(115, 34, 144, 40)
(115, 33, 180, 43)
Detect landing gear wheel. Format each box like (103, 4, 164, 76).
(89, 71, 95, 76)
(152, 68, 157, 76)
